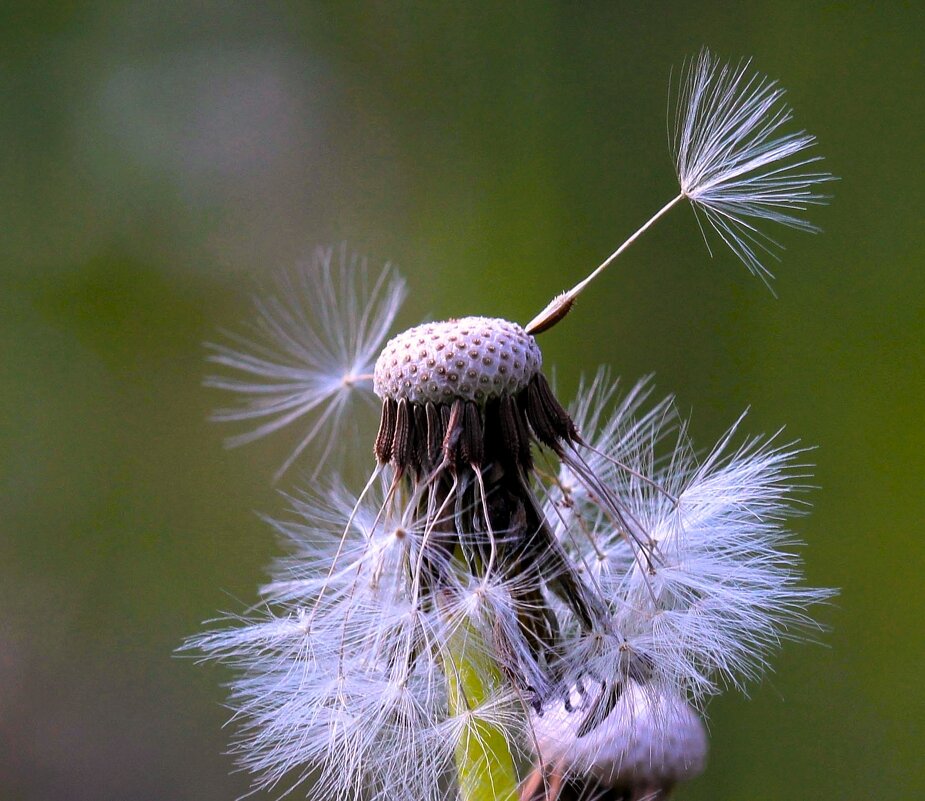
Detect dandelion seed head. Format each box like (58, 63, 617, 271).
(191, 361, 831, 799)
(373, 316, 542, 405)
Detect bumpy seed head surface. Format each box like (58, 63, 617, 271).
(373, 316, 542, 404)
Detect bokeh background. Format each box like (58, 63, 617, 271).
(2, 3, 922, 799)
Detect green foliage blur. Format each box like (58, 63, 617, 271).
(2, 3, 922, 799)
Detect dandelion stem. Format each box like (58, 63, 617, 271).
(441, 600, 519, 801)
(525, 193, 685, 335)
(567, 193, 686, 301)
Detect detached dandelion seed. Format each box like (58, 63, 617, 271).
(206, 244, 406, 480)
(187, 50, 835, 801)
(526, 47, 834, 335)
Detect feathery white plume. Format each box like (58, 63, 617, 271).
(552, 385, 834, 703)
(186, 481, 530, 801)
(673, 48, 835, 281)
(206, 245, 406, 479)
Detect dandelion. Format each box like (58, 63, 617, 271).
(188, 50, 834, 801)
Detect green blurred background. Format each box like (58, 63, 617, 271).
(2, 2, 922, 799)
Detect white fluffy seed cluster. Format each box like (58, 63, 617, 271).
(373, 316, 542, 404)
